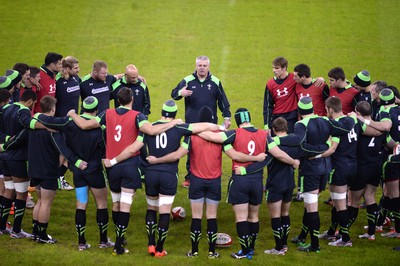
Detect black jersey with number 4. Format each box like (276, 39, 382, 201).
(331, 116, 360, 169)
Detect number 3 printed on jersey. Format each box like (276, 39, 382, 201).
(114, 125, 122, 142)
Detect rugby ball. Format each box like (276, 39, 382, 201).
(171, 206, 186, 221)
(216, 232, 233, 248)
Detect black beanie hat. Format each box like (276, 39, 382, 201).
(198, 106, 214, 122)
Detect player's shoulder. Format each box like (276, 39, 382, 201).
(80, 74, 92, 83)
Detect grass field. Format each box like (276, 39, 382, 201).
(1, 0, 400, 265)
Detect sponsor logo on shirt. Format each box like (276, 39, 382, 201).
(91, 86, 109, 94)
(299, 93, 310, 99)
(67, 85, 80, 93)
(276, 87, 288, 97)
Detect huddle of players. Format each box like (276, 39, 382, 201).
(0, 53, 151, 251)
(0, 53, 399, 259)
(261, 56, 400, 256)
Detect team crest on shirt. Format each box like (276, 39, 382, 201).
(207, 84, 212, 90)
(135, 89, 139, 95)
(89, 83, 93, 86)
(49, 84, 56, 92)
(192, 86, 196, 89)
(276, 87, 288, 97)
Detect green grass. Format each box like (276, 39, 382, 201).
(1, 0, 400, 265)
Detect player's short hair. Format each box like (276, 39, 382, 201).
(62, 56, 78, 69)
(40, 95, 57, 113)
(92, 60, 108, 72)
(373, 80, 387, 93)
(272, 57, 288, 69)
(20, 89, 37, 102)
(328, 67, 346, 81)
(196, 55, 210, 65)
(294, 64, 311, 78)
(29, 66, 40, 78)
(44, 52, 63, 66)
(0, 89, 11, 105)
(13, 63, 30, 75)
(272, 117, 288, 133)
(355, 101, 371, 116)
(117, 87, 133, 106)
(325, 96, 342, 113)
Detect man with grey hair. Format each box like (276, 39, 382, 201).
(171, 55, 231, 187)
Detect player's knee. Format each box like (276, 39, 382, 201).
(159, 195, 175, 206)
(146, 196, 159, 207)
(110, 191, 121, 203)
(4, 180, 15, 190)
(14, 181, 29, 193)
(330, 192, 346, 200)
(76, 186, 89, 204)
(303, 192, 319, 203)
(120, 191, 134, 205)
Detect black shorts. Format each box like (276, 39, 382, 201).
(265, 188, 292, 203)
(2, 160, 28, 178)
(0, 163, 3, 176)
(106, 156, 142, 192)
(30, 177, 59, 190)
(329, 167, 356, 186)
(351, 162, 382, 191)
(73, 171, 107, 189)
(300, 174, 328, 193)
(227, 174, 263, 205)
(188, 174, 221, 201)
(145, 169, 177, 196)
(382, 161, 400, 182)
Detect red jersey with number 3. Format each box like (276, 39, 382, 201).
(105, 108, 140, 159)
(190, 133, 223, 179)
(267, 73, 297, 114)
(232, 128, 267, 169)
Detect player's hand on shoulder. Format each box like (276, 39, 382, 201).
(314, 77, 325, 87)
(138, 75, 147, 84)
(173, 118, 184, 125)
(67, 109, 77, 117)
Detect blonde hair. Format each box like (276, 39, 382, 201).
(61, 56, 79, 79)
